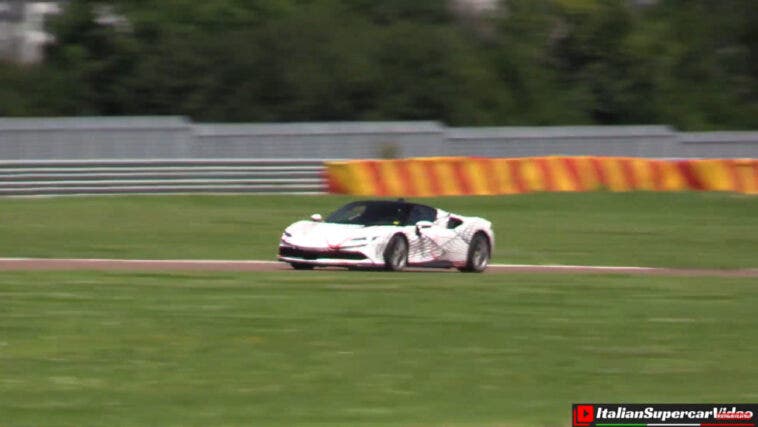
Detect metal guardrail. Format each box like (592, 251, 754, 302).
(0, 159, 327, 196)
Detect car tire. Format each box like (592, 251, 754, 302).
(383, 235, 408, 272)
(458, 232, 490, 273)
(290, 262, 314, 270)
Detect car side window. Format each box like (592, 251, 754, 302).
(447, 217, 463, 229)
(408, 205, 436, 225)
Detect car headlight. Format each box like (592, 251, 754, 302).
(340, 236, 379, 248)
(341, 237, 367, 247)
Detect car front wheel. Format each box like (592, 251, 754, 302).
(383, 235, 408, 271)
(459, 232, 490, 273)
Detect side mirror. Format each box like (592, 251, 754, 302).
(310, 213, 323, 222)
(415, 220, 433, 236)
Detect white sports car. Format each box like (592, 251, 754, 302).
(277, 199, 494, 272)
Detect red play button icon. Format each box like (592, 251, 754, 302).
(573, 404, 595, 426)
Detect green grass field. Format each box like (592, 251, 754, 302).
(2, 271, 757, 427)
(1, 192, 757, 426)
(1, 192, 757, 268)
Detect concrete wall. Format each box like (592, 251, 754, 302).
(192, 122, 445, 159)
(679, 132, 758, 159)
(446, 126, 679, 158)
(0, 116, 756, 160)
(0, 117, 193, 159)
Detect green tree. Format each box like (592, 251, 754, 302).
(1, 0, 754, 129)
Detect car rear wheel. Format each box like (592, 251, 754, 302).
(290, 262, 314, 270)
(459, 232, 490, 273)
(383, 235, 408, 271)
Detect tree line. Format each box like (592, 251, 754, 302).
(0, 0, 756, 129)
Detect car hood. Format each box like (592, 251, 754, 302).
(282, 221, 393, 249)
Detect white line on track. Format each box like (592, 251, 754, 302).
(491, 263, 657, 271)
(0, 258, 756, 277)
(0, 258, 660, 268)
(0, 258, 660, 270)
(0, 257, 277, 264)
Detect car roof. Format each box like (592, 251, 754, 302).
(352, 200, 437, 211)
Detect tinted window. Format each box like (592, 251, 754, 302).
(326, 201, 412, 226)
(408, 205, 437, 224)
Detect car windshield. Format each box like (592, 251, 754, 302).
(326, 201, 414, 226)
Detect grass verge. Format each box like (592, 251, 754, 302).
(1, 271, 757, 426)
(0, 192, 756, 268)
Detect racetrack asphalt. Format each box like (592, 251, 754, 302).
(1, 258, 757, 277)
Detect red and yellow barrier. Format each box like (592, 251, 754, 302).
(325, 157, 758, 196)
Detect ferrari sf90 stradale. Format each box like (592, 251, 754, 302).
(278, 200, 494, 272)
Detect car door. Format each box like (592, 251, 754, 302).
(407, 205, 460, 263)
